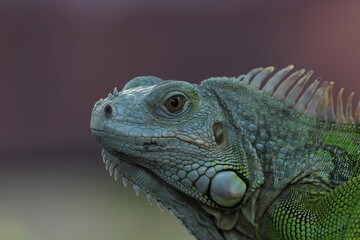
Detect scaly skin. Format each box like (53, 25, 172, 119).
(90, 68, 360, 240)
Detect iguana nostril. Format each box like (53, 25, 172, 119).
(104, 104, 113, 118)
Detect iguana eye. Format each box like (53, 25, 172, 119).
(164, 95, 186, 113)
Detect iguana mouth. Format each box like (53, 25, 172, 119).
(91, 130, 195, 154)
(91, 128, 209, 155)
(90, 113, 209, 149)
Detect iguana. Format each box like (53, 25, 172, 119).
(90, 66, 360, 240)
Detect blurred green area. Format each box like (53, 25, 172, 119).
(0, 155, 194, 240)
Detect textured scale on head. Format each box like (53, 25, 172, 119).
(91, 66, 360, 240)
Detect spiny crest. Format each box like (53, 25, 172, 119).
(106, 87, 119, 100)
(237, 65, 360, 124)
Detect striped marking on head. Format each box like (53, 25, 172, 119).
(237, 66, 360, 124)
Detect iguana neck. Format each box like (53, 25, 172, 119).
(203, 78, 359, 238)
(206, 79, 321, 187)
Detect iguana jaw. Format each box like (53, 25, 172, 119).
(98, 148, 225, 240)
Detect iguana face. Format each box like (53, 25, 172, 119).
(90, 76, 252, 236)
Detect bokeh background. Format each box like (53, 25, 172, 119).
(1, 1, 360, 239)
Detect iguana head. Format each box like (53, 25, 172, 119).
(90, 76, 262, 238)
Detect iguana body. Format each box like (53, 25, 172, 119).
(90, 66, 360, 239)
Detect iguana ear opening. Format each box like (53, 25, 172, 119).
(213, 122, 227, 147)
(123, 76, 163, 90)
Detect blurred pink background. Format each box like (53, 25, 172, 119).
(1, 1, 360, 239)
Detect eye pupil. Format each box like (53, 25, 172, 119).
(164, 95, 186, 114)
(170, 97, 179, 107)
